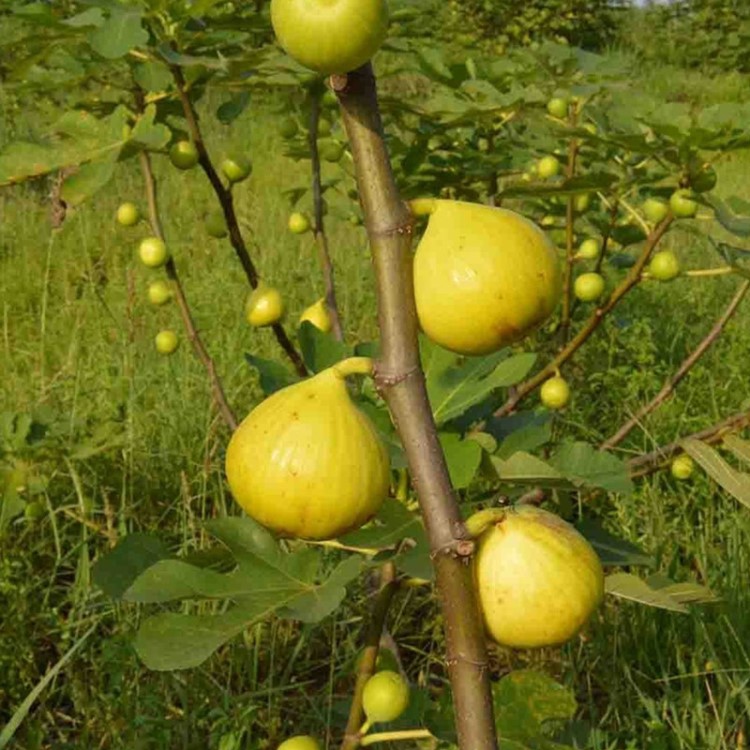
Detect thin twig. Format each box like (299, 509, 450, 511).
(335, 64, 497, 750)
(169, 65, 307, 377)
(560, 109, 579, 341)
(309, 90, 344, 341)
(341, 563, 399, 750)
(602, 279, 750, 450)
(139, 151, 238, 431)
(494, 215, 674, 419)
(627, 408, 750, 478)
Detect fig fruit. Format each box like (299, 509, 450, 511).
(116, 202, 140, 227)
(576, 238, 600, 260)
(540, 376, 570, 410)
(671, 454, 694, 480)
(643, 197, 669, 224)
(206, 210, 228, 239)
(546, 97, 569, 119)
(277, 737, 321, 750)
(155, 330, 179, 355)
(288, 212, 311, 235)
(574, 272, 605, 302)
(270, 0, 389, 75)
(246, 285, 285, 327)
(537, 155, 560, 179)
(299, 298, 332, 333)
(669, 189, 698, 218)
(221, 155, 252, 184)
(648, 250, 680, 281)
(147, 280, 172, 306)
(469, 506, 604, 648)
(362, 670, 410, 724)
(169, 140, 199, 170)
(413, 200, 561, 356)
(139, 237, 169, 268)
(279, 117, 299, 139)
(225, 357, 390, 540)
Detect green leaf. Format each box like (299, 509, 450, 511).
(723, 435, 750, 467)
(88, 9, 148, 60)
(423, 337, 536, 426)
(92, 533, 171, 599)
(244, 353, 298, 395)
(493, 670, 576, 743)
(604, 572, 717, 612)
(122, 517, 362, 670)
(133, 61, 172, 93)
(60, 158, 116, 206)
(493, 412, 552, 459)
(217, 92, 251, 124)
(130, 104, 171, 151)
(490, 452, 572, 489)
(298, 322, 350, 373)
(550, 442, 633, 495)
(439, 432, 482, 489)
(682, 438, 750, 509)
(575, 520, 652, 567)
(705, 195, 750, 237)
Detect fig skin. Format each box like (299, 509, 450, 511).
(471, 505, 604, 648)
(413, 200, 562, 356)
(225, 358, 389, 540)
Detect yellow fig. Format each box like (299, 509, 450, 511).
(413, 200, 562, 356)
(225, 357, 390, 540)
(470, 506, 604, 648)
(246, 284, 285, 327)
(299, 298, 332, 333)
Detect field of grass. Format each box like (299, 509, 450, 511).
(1, 50, 750, 750)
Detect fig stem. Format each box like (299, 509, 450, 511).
(332, 357, 374, 378)
(407, 198, 437, 217)
(465, 508, 506, 538)
(360, 729, 433, 747)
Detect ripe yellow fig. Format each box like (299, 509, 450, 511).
(139, 237, 169, 268)
(299, 298, 332, 333)
(246, 285, 285, 327)
(546, 97, 569, 119)
(469, 506, 604, 648)
(413, 200, 561, 356)
(288, 212, 311, 235)
(643, 197, 669, 224)
(225, 357, 390, 540)
(540, 375, 570, 410)
(576, 238, 600, 260)
(362, 670, 410, 724)
(671, 454, 694, 480)
(277, 737, 321, 750)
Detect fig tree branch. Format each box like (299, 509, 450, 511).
(138, 150, 238, 431)
(309, 89, 344, 341)
(494, 215, 673, 419)
(341, 563, 398, 750)
(335, 64, 497, 750)
(628, 408, 750, 478)
(602, 278, 750, 450)
(168, 65, 307, 377)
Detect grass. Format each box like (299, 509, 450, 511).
(1, 47, 750, 750)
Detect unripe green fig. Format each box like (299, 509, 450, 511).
(279, 117, 299, 139)
(574, 192, 591, 213)
(669, 189, 698, 218)
(24, 500, 45, 521)
(321, 89, 339, 108)
(317, 118, 332, 137)
(116, 202, 140, 227)
(225, 357, 390, 540)
(277, 737, 321, 750)
(574, 272, 605, 302)
(540, 376, 570, 410)
(582, 122, 598, 136)
(320, 140, 345, 163)
(138, 237, 169, 268)
(270, 0, 389, 75)
(299, 298, 332, 333)
(648, 250, 680, 281)
(205, 210, 228, 239)
(671, 454, 694, 480)
(169, 140, 199, 170)
(470, 506, 604, 648)
(577, 238, 600, 260)
(155, 330, 179, 355)
(362, 670, 410, 724)
(537, 155, 560, 179)
(413, 200, 561, 356)
(147, 280, 172, 306)
(643, 197, 669, 224)
(546, 97, 569, 119)
(689, 162, 717, 193)
(246, 284, 285, 327)
(288, 212, 311, 235)
(221, 155, 252, 184)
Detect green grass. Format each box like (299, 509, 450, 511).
(2, 52, 750, 750)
